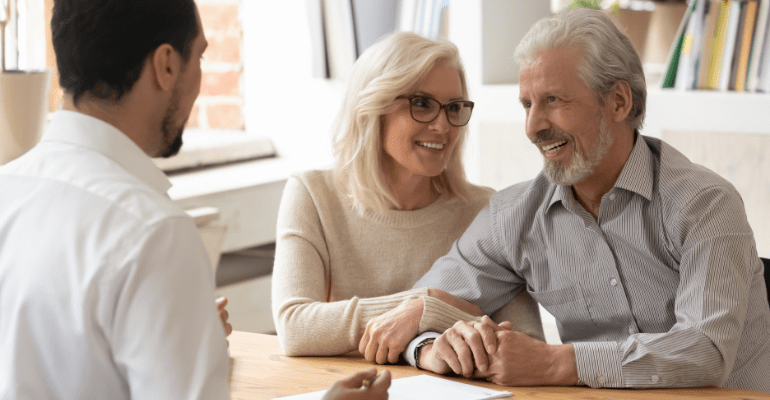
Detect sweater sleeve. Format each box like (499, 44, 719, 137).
(418, 295, 481, 333)
(490, 291, 545, 341)
(271, 175, 428, 356)
(417, 290, 544, 341)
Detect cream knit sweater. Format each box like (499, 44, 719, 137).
(272, 169, 543, 356)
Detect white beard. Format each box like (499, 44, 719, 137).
(542, 116, 613, 186)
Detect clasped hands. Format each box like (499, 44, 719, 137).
(359, 299, 578, 387)
(358, 289, 483, 364)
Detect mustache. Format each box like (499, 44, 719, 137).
(530, 127, 571, 145)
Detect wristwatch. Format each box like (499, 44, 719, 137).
(414, 337, 435, 370)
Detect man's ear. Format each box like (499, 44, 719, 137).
(606, 80, 633, 124)
(150, 44, 180, 93)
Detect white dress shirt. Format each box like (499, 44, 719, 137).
(0, 111, 230, 399)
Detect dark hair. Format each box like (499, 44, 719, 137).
(52, 0, 199, 104)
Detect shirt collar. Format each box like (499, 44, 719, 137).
(546, 131, 655, 211)
(613, 131, 654, 201)
(41, 110, 172, 195)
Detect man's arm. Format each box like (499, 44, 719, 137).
(395, 203, 536, 371)
(571, 185, 761, 389)
(108, 218, 230, 400)
(360, 203, 528, 366)
(412, 186, 763, 389)
(415, 204, 528, 321)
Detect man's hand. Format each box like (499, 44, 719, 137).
(359, 298, 423, 364)
(322, 367, 391, 400)
(474, 330, 578, 387)
(216, 297, 232, 336)
(419, 316, 511, 377)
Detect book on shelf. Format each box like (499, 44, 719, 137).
(734, 0, 759, 91)
(746, 0, 770, 90)
(662, 0, 694, 88)
(727, 0, 748, 90)
(697, 0, 722, 89)
(757, 1, 770, 91)
(706, 0, 733, 88)
(717, 0, 741, 91)
(676, 0, 709, 90)
(665, 0, 770, 92)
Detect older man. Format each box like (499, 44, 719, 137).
(403, 8, 770, 392)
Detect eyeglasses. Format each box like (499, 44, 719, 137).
(396, 95, 475, 127)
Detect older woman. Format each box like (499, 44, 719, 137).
(271, 32, 543, 363)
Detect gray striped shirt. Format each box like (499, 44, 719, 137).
(415, 135, 770, 392)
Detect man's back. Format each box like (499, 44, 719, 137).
(0, 111, 230, 399)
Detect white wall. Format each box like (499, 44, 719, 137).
(242, 0, 342, 171)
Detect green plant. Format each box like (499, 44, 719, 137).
(565, 0, 620, 18)
(567, 0, 602, 10)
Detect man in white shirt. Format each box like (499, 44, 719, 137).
(0, 0, 229, 398)
(0, 0, 389, 399)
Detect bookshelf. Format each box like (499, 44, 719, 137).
(662, 0, 770, 92)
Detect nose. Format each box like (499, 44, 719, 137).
(428, 108, 451, 134)
(525, 103, 550, 141)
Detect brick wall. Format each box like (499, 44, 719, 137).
(44, 0, 245, 131)
(193, 0, 244, 130)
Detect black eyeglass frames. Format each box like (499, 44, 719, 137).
(396, 95, 475, 127)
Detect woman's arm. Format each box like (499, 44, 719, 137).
(428, 288, 482, 316)
(271, 176, 427, 356)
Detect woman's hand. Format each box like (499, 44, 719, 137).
(359, 298, 424, 364)
(322, 367, 391, 400)
(216, 297, 232, 336)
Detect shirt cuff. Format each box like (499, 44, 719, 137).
(403, 331, 441, 367)
(573, 341, 624, 388)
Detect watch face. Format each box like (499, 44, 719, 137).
(414, 338, 435, 370)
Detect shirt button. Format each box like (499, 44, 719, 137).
(628, 326, 635, 334)
(609, 194, 616, 201)
(598, 376, 606, 385)
(651, 375, 659, 383)
(610, 278, 618, 286)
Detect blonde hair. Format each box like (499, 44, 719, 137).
(332, 31, 471, 212)
(515, 8, 646, 130)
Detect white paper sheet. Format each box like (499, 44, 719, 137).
(272, 374, 511, 400)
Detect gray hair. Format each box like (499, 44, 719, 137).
(514, 8, 646, 130)
(332, 31, 470, 212)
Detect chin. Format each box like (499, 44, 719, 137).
(160, 130, 184, 158)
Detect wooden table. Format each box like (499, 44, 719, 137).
(228, 331, 769, 400)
